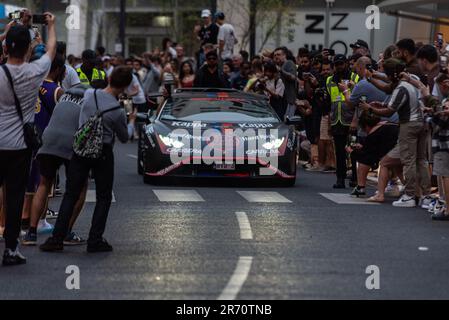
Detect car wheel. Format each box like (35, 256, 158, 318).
(137, 126, 144, 175)
(143, 174, 154, 185)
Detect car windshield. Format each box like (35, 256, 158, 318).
(159, 97, 280, 123)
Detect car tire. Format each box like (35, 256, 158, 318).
(143, 174, 155, 185)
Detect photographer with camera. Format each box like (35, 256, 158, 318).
(0, 12, 56, 266)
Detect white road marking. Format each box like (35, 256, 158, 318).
(237, 191, 292, 203)
(85, 190, 116, 203)
(153, 190, 205, 202)
(127, 154, 138, 159)
(320, 193, 381, 205)
(419, 247, 429, 251)
(235, 212, 253, 240)
(218, 256, 253, 301)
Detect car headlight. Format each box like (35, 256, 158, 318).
(158, 135, 185, 149)
(262, 138, 285, 150)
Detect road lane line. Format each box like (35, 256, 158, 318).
(218, 256, 253, 300)
(320, 193, 381, 205)
(235, 212, 253, 240)
(153, 190, 205, 202)
(237, 191, 292, 203)
(127, 154, 138, 159)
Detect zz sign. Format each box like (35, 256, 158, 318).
(305, 13, 349, 34)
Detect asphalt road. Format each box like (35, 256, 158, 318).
(1, 141, 449, 300)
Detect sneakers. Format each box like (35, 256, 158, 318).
(37, 219, 54, 235)
(385, 184, 401, 198)
(432, 208, 449, 221)
(46, 209, 59, 220)
(87, 239, 113, 253)
(2, 249, 27, 266)
(351, 186, 366, 198)
(430, 200, 446, 214)
(392, 194, 417, 208)
(306, 166, 325, 172)
(64, 232, 86, 246)
(420, 196, 436, 210)
(39, 237, 64, 252)
(22, 231, 37, 246)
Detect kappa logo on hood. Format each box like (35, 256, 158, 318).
(238, 123, 275, 129)
(171, 122, 207, 128)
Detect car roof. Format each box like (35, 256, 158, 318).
(171, 88, 268, 101)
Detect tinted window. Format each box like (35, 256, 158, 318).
(160, 98, 280, 123)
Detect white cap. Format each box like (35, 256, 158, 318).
(201, 9, 212, 18)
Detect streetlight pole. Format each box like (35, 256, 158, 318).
(324, 0, 333, 48)
(119, 0, 126, 56)
(249, 0, 257, 57)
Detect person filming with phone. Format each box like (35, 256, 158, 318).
(0, 12, 57, 266)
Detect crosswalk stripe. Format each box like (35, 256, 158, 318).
(153, 190, 205, 202)
(320, 193, 381, 205)
(85, 190, 116, 203)
(237, 191, 292, 203)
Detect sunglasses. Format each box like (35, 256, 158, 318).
(207, 57, 217, 61)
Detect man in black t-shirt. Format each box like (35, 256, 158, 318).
(195, 9, 219, 68)
(194, 51, 229, 89)
(197, 9, 219, 47)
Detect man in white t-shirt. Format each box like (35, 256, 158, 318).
(0, 13, 57, 266)
(216, 12, 237, 61)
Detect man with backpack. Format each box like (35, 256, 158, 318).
(40, 66, 131, 253)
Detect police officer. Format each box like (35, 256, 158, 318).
(326, 54, 360, 189)
(76, 49, 106, 87)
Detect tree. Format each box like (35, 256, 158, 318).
(221, 0, 299, 54)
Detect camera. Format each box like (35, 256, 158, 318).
(8, 10, 23, 21)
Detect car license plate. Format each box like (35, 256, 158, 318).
(215, 164, 235, 171)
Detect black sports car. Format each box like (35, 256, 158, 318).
(137, 88, 301, 187)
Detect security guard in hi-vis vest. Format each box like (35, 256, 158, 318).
(326, 54, 360, 189)
(76, 49, 106, 87)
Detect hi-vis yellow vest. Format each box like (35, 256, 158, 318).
(326, 72, 360, 126)
(76, 68, 106, 86)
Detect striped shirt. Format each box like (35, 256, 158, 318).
(388, 81, 423, 124)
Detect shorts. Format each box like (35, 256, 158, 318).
(37, 154, 70, 181)
(26, 159, 40, 194)
(380, 145, 402, 168)
(433, 152, 449, 177)
(133, 102, 149, 113)
(320, 115, 332, 141)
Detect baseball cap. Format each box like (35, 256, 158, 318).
(215, 11, 225, 20)
(201, 9, 212, 18)
(334, 54, 348, 64)
(350, 39, 369, 50)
